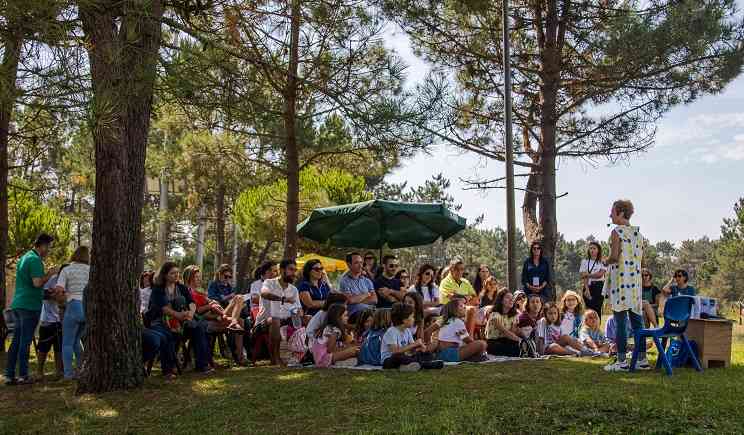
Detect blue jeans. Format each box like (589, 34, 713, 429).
(613, 309, 645, 362)
(184, 320, 210, 371)
(62, 299, 85, 379)
(142, 328, 165, 363)
(148, 324, 177, 374)
(5, 309, 41, 379)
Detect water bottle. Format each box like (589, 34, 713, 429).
(290, 307, 302, 328)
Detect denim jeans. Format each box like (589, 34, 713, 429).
(142, 328, 165, 363)
(148, 324, 177, 374)
(5, 309, 41, 379)
(613, 309, 645, 362)
(62, 299, 85, 379)
(184, 320, 210, 371)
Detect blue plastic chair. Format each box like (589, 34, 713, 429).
(629, 295, 703, 376)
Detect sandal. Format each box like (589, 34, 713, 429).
(164, 372, 178, 381)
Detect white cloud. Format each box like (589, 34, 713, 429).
(723, 143, 744, 161)
(689, 112, 744, 129)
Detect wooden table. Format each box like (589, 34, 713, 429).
(685, 318, 733, 368)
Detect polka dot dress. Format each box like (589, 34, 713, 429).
(602, 225, 643, 315)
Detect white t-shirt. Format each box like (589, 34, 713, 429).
(56, 262, 90, 302)
(579, 259, 606, 285)
(559, 311, 578, 337)
(536, 318, 561, 347)
(249, 280, 263, 308)
(408, 285, 440, 303)
(139, 287, 152, 314)
(437, 318, 469, 347)
(258, 278, 301, 320)
(41, 275, 60, 324)
(306, 310, 327, 346)
(381, 326, 415, 363)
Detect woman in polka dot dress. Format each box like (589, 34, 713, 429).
(602, 199, 650, 372)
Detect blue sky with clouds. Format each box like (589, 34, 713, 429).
(382, 25, 744, 244)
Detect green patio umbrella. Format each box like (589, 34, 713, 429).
(296, 199, 467, 249)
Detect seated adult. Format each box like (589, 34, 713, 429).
(249, 261, 277, 313)
(298, 259, 332, 316)
(208, 264, 236, 307)
(439, 257, 478, 335)
(362, 252, 380, 280)
(339, 252, 377, 323)
(521, 242, 553, 302)
(139, 270, 154, 315)
(147, 262, 213, 377)
(641, 269, 661, 326)
(257, 259, 302, 366)
(409, 264, 441, 313)
(374, 255, 405, 309)
(395, 269, 411, 291)
(663, 269, 697, 297)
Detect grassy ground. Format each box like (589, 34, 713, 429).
(2, 325, 744, 435)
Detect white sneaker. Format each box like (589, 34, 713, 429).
(636, 359, 652, 371)
(399, 362, 421, 372)
(565, 346, 581, 357)
(603, 361, 629, 372)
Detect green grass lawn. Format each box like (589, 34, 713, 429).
(2, 325, 744, 435)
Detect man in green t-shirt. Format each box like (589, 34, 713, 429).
(5, 233, 57, 385)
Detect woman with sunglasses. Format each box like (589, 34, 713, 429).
(641, 269, 660, 326)
(207, 264, 236, 308)
(410, 264, 441, 313)
(521, 242, 553, 302)
(298, 259, 332, 316)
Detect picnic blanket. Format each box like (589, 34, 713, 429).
(291, 354, 556, 371)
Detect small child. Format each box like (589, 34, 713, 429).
(513, 290, 528, 314)
(358, 308, 392, 366)
(354, 309, 374, 345)
(558, 290, 584, 339)
(435, 298, 488, 363)
(604, 312, 634, 355)
(311, 304, 359, 368)
(381, 303, 443, 371)
(579, 309, 610, 356)
(536, 302, 589, 356)
(517, 294, 543, 339)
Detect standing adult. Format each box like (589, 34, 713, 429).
(521, 242, 553, 302)
(249, 261, 277, 312)
(5, 234, 57, 385)
(410, 264, 441, 311)
(55, 246, 91, 380)
(580, 242, 607, 320)
(602, 199, 649, 372)
(338, 252, 377, 322)
(375, 255, 405, 309)
(208, 264, 236, 307)
(258, 259, 302, 366)
(298, 259, 332, 316)
(439, 258, 478, 336)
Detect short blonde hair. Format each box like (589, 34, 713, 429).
(70, 246, 90, 264)
(612, 199, 634, 219)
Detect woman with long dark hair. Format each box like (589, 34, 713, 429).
(521, 242, 553, 302)
(298, 259, 332, 316)
(472, 264, 491, 296)
(249, 261, 277, 312)
(411, 264, 440, 312)
(580, 242, 607, 319)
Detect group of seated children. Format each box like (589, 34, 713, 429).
(302, 285, 630, 371)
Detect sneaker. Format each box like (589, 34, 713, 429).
(421, 360, 444, 370)
(565, 346, 581, 357)
(399, 362, 421, 372)
(4, 377, 17, 386)
(603, 361, 629, 372)
(579, 347, 596, 357)
(636, 359, 652, 371)
(599, 352, 610, 358)
(16, 376, 35, 385)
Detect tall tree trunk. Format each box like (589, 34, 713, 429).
(215, 183, 226, 265)
(157, 170, 169, 264)
(282, 0, 301, 260)
(237, 240, 254, 291)
(195, 204, 206, 270)
(77, 0, 164, 394)
(522, 169, 541, 244)
(0, 25, 22, 351)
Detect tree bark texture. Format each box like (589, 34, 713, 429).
(77, 0, 164, 393)
(282, 0, 301, 260)
(215, 183, 226, 265)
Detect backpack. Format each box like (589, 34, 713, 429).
(358, 329, 385, 366)
(666, 338, 699, 368)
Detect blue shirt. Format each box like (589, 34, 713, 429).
(521, 257, 552, 298)
(297, 279, 331, 316)
(339, 273, 375, 316)
(207, 280, 234, 306)
(670, 285, 697, 297)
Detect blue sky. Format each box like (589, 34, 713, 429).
(383, 27, 744, 244)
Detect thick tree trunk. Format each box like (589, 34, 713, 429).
(215, 183, 226, 265)
(282, 0, 301, 260)
(0, 26, 22, 349)
(77, 0, 164, 394)
(522, 169, 541, 244)
(237, 240, 253, 291)
(195, 204, 207, 270)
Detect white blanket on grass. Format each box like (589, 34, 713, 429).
(293, 354, 554, 371)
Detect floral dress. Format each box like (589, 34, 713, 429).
(602, 225, 643, 316)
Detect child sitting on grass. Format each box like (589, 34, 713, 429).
(579, 309, 610, 356)
(311, 303, 359, 368)
(381, 303, 443, 371)
(354, 309, 374, 345)
(484, 289, 521, 357)
(517, 294, 543, 339)
(435, 298, 488, 363)
(536, 302, 588, 356)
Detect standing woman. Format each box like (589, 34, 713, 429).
(580, 242, 607, 320)
(55, 246, 91, 380)
(602, 199, 648, 372)
(521, 242, 553, 302)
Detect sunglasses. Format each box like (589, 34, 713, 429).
(642, 274, 651, 277)
(423, 271, 433, 276)
(224, 275, 233, 279)
(312, 266, 324, 272)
